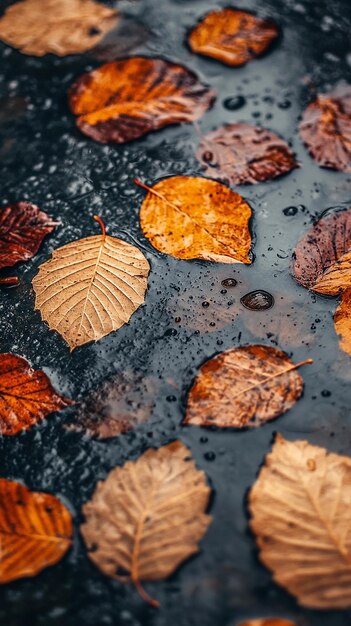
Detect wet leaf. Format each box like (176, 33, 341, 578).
(238, 620, 296, 626)
(136, 176, 253, 264)
(68, 57, 215, 144)
(0, 201, 58, 270)
(334, 288, 351, 356)
(0, 353, 72, 436)
(188, 8, 279, 67)
(292, 206, 351, 295)
(81, 441, 211, 607)
(249, 434, 351, 609)
(67, 371, 156, 439)
(32, 216, 150, 351)
(197, 123, 297, 185)
(299, 85, 351, 172)
(184, 345, 311, 429)
(0, 478, 72, 582)
(0, 0, 118, 57)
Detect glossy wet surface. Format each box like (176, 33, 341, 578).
(0, 0, 351, 624)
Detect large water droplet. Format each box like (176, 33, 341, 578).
(283, 206, 298, 216)
(221, 278, 237, 288)
(223, 95, 246, 111)
(240, 290, 274, 311)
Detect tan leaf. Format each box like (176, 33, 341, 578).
(0, 478, 72, 583)
(334, 288, 351, 356)
(136, 177, 253, 264)
(237, 620, 297, 626)
(32, 216, 150, 351)
(184, 345, 311, 428)
(81, 441, 211, 607)
(249, 434, 351, 609)
(0, 0, 118, 57)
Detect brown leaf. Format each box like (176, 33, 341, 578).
(188, 8, 279, 67)
(0, 353, 72, 436)
(81, 441, 211, 607)
(238, 620, 296, 626)
(0, 0, 118, 57)
(292, 206, 351, 295)
(249, 434, 351, 609)
(0, 201, 58, 270)
(197, 123, 297, 185)
(32, 216, 150, 351)
(333, 288, 351, 356)
(68, 57, 215, 144)
(136, 176, 253, 264)
(0, 478, 72, 583)
(299, 85, 351, 172)
(184, 345, 311, 429)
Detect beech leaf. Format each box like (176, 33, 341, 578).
(0, 478, 72, 583)
(249, 434, 351, 609)
(32, 216, 150, 351)
(184, 345, 312, 429)
(81, 441, 211, 607)
(136, 176, 253, 264)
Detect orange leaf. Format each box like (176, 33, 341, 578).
(334, 288, 351, 356)
(68, 57, 215, 144)
(238, 620, 297, 626)
(0, 478, 72, 583)
(0, 353, 72, 435)
(188, 9, 279, 66)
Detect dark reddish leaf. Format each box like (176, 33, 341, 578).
(299, 85, 351, 172)
(197, 123, 298, 185)
(0, 201, 58, 270)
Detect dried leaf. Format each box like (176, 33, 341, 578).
(32, 217, 150, 351)
(188, 8, 279, 67)
(238, 620, 296, 626)
(197, 123, 297, 185)
(136, 176, 253, 264)
(0, 201, 57, 270)
(292, 206, 351, 295)
(184, 345, 311, 428)
(334, 288, 351, 356)
(81, 441, 211, 607)
(68, 57, 215, 144)
(0, 0, 118, 57)
(299, 85, 351, 172)
(249, 434, 351, 609)
(0, 353, 72, 436)
(0, 478, 72, 582)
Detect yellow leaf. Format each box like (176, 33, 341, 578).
(334, 288, 351, 356)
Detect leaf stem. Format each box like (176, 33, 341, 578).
(133, 578, 160, 609)
(93, 215, 106, 240)
(0, 276, 19, 287)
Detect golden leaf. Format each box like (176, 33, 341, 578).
(136, 177, 253, 263)
(0, 478, 72, 583)
(81, 441, 212, 607)
(249, 434, 351, 609)
(32, 216, 150, 351)
(334, 288, 351, 356)
(0, 0, 118, 57)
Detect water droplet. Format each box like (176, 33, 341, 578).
(240, 290, 274, 311)
(283, 206, 298, 216)
(204, 451, 216, 461)
(202, 301, 210, 308)
(278, 100, 291, 109)
(220, 289, 227, 295)
(223, 95, 246, 111)
(221, 278, 237, 288)
(200, 436, 208, 444)
(321, 390, 331, 397)
(164, 328, 177, 337)
(166, 395, 177, 402)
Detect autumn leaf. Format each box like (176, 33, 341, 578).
(68, 57, 215, 144)
(197, 123, 297, 185)
(238, 620, 296, 626)
(32, 216, 150, 351)
(188, 9, 279, 67)
(0, 201, 58, 270)
(299, 85, 351, 172)
(81, 441, 211, 607)
(184, 345, 312, 429)
(333, 288, 351, 356)
(0, 478, 72, 583)
(292, 206, 351, 295)
(0, 0, 118, 57)
(249, 434, 351, 609)
(135, 176, 253, 264)
(0, 353, 72, 436)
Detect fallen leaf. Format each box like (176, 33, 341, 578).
(68, 57, 215, 144)
(184, 345, 311, 428)
(333, 288, 351, 356)
(249, 434, 351, 609)
(136, 176, 253, 264)
(0, 0, 118, 56)
(188, 8, 279, 66)
(32, 216, 150, 351)
(0, 478, 72, 583)
(0, 353, 72, 436)
(197, 123, 297, 185)
(0, 201, 58, 270)
(292, 206, 351, 294)
(81, 441, 211, 607)
(67, 371, 156, 438)
(299, 85, 351, 172)
(238, 620, 296, 626)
